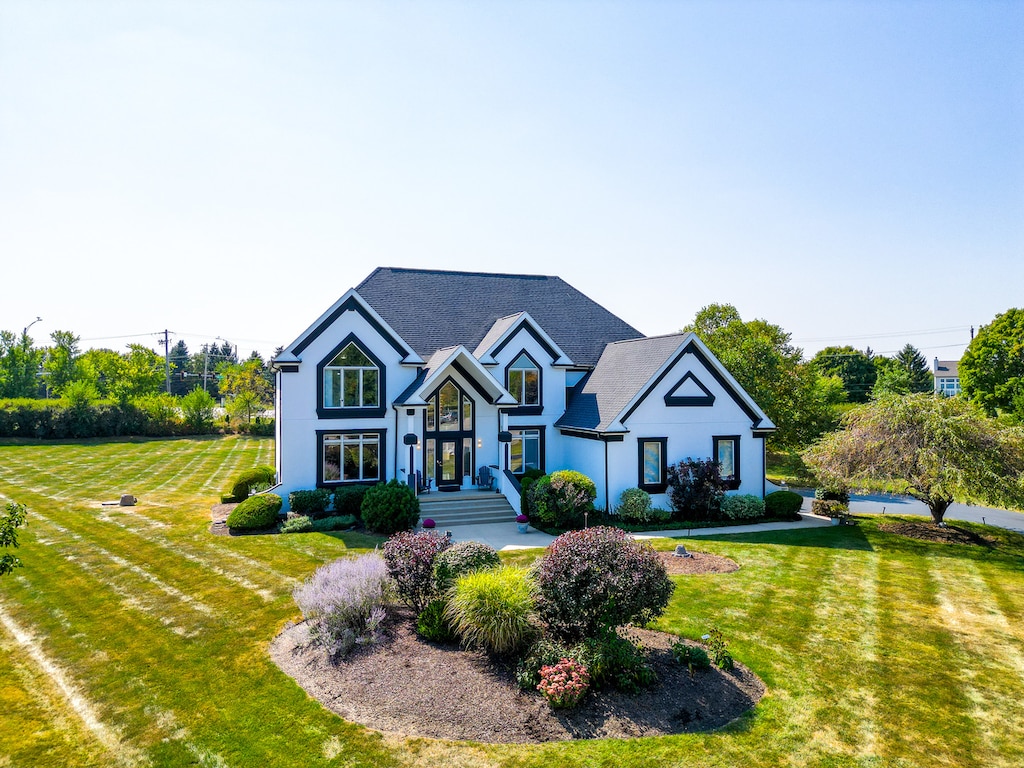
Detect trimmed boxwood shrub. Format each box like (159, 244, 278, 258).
(527, 469, 596, 529)
(519, 468, 546, 517)
(433, 540, 501, 592)
(333, 485, 370, 520)
(224, 465, 276, 503)
(288, 488, 331, 517)
(719, 493, 765, 520)
(226, 493, 282, 531)
(535, 526, 674, 640)
(361, 479, 421, 535)
(765, 490, 804, 517)
(281, 514, 314, 534)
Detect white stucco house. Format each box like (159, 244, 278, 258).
(271, 267, 775, 513)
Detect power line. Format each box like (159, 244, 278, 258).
(795, 325, 971, 343)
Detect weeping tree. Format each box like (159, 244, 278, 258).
(804, 393, 1024, 523)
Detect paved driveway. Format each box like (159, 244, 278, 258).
(798, 490, 1024, 533)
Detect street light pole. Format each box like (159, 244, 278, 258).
(23, 317, 42, 337)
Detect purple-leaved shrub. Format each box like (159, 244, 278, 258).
(382, 530, 452, 613)
(535, 526, 674, 640)
(293, 553, 391, 658)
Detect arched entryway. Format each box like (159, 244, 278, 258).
(423, 378, 475, 489)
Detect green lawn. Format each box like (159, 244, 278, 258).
(1, 436, 1023, 767)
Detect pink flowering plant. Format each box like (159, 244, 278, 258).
(536, 657, 590, 709)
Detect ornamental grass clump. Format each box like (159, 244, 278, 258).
(293, 553, 391, 658)
(537, 658, 590, 709)
(535, 526, 674, 640)
(445, 565, 537, 655)
(382, 530, 452, 613)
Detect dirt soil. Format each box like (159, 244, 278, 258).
(878, 520, 996, 547)
(271, 604, 763, 744)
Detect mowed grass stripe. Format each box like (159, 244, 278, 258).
(930, 557, 1024, 766)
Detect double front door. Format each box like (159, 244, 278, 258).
(424, 379, 474, 487)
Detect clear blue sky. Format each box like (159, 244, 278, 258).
(2, 1, 1021, 365)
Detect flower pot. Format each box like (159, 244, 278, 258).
(517, 523, 529, 534)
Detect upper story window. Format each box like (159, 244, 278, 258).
(324, 342, 379, 409)
(507, 352, 540, 407)
(713, 435, 741, 490)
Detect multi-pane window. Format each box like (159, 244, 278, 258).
(510, 428, 542, 474)
(713, 436, 740, 488)
(937, 378, 961, 396)
(507, 353, 540, 406)
(323, 343, 379, 409)
(323, 432, 381, 482)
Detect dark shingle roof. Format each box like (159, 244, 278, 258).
(556, 334, 687, 432)
(355, 267, 643, 368)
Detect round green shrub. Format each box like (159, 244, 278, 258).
(226, 465, 276, 503)
(671, 640, 711, 671)
(615, 487, 654, 523)
(719, 493, 765, 520)
(333, 485, 369, 519)
(765, 490, 804, 517)
(361, 479, 421, 535)
(433, 541, 501, 592)
(519, 468, 546, 517)
(416, 599, 458, 644)
(527, 469, 596, 528)
(445, 565, 537, 655)
(226, 493, 282, 531)
(536, 526, 674, 640)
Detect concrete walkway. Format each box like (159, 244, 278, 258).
(447, 511, 833, 552)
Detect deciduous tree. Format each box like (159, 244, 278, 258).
(804, 393, 1024, 523)
(810, 346, 876, 403)
(960, 308, 1024, 419)
(1, 501, 28, 577)
(43, 330, 81, 396)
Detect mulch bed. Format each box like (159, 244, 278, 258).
(657, 550, 739, 575)
(271, 610, 764, 743)
(878, 520, 995, 547)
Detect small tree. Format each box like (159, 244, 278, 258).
(666, 458, 728, 521)
(804, 393, 1024, 523)
(181, 387, 216, 432)
(1, 502, 28, 577)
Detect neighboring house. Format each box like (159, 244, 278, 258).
(272, 267, 776, 513)
(933, 358, 961, 396)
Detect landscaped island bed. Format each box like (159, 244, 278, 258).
(272, 611, 764, 743)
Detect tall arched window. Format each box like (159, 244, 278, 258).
(507, 352, 540, 407)
(324, 342, 379, 409)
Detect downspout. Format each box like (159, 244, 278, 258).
(603, 438, 610, 514)
(762, 436, 766, 498)
(394, 406, 400, 482)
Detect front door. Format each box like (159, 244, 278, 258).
(424, 379, 474, 488)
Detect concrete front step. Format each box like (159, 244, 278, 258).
(419, 492, 517, 527)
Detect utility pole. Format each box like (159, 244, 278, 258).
(161, 330, 171, 394)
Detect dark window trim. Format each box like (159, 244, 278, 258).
(713, 434, 741, 490)
(637, 437, 668, 493)
(664, 371, 716, 407)
(316, 333, 387, 419)
(316, 428, 387, 487)
(508, 425, 546, 476)
(504, 348, 543, 415)
(557, 427, 625, 443)
(451, 360, 497, 404)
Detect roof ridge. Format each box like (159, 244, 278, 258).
(607, 331, 686, 346)
(374, 266, 554, 281)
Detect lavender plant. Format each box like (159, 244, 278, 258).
(293, 553, 392, 658)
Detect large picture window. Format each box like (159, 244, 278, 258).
(509, 427, 543, 474)
(321, 431, 383, 484)
(506, 352, 541, 408)
(316, 334, 386, 418)
(637, 437, 667, 492)
(713, 435, 740, 490)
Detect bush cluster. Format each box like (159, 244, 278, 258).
(362, 479, 420, 535)
(415, 599, 458, 644)
(333, 485, 369, 519)
(719, 494, 765, 520)
(280, 513, 358, 535)
(288, 488, 331, 517)
(814, 485, 851, 505)
(281, 514, 314, 534)
(518, 468, 546, 517)
(811, 499, 848, 518)
(765, 490, 804, 517)
(432, 541, 501, 592)
(444, 565, 537, 655)
(292, 554, 391, 658)
(225, 493, 282, 530)
(526, 469, 596, 529)
(671, 639, 711, 675)
(615, 487, 653, 522)
(516, 629, 656, 694)
(535, 526, 674, 640)
(381, 530, 451, 612)
(224, 465, 276, 503)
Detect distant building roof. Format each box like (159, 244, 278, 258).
(933, 359, 959, 378)
(355, 267, 643, 368)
